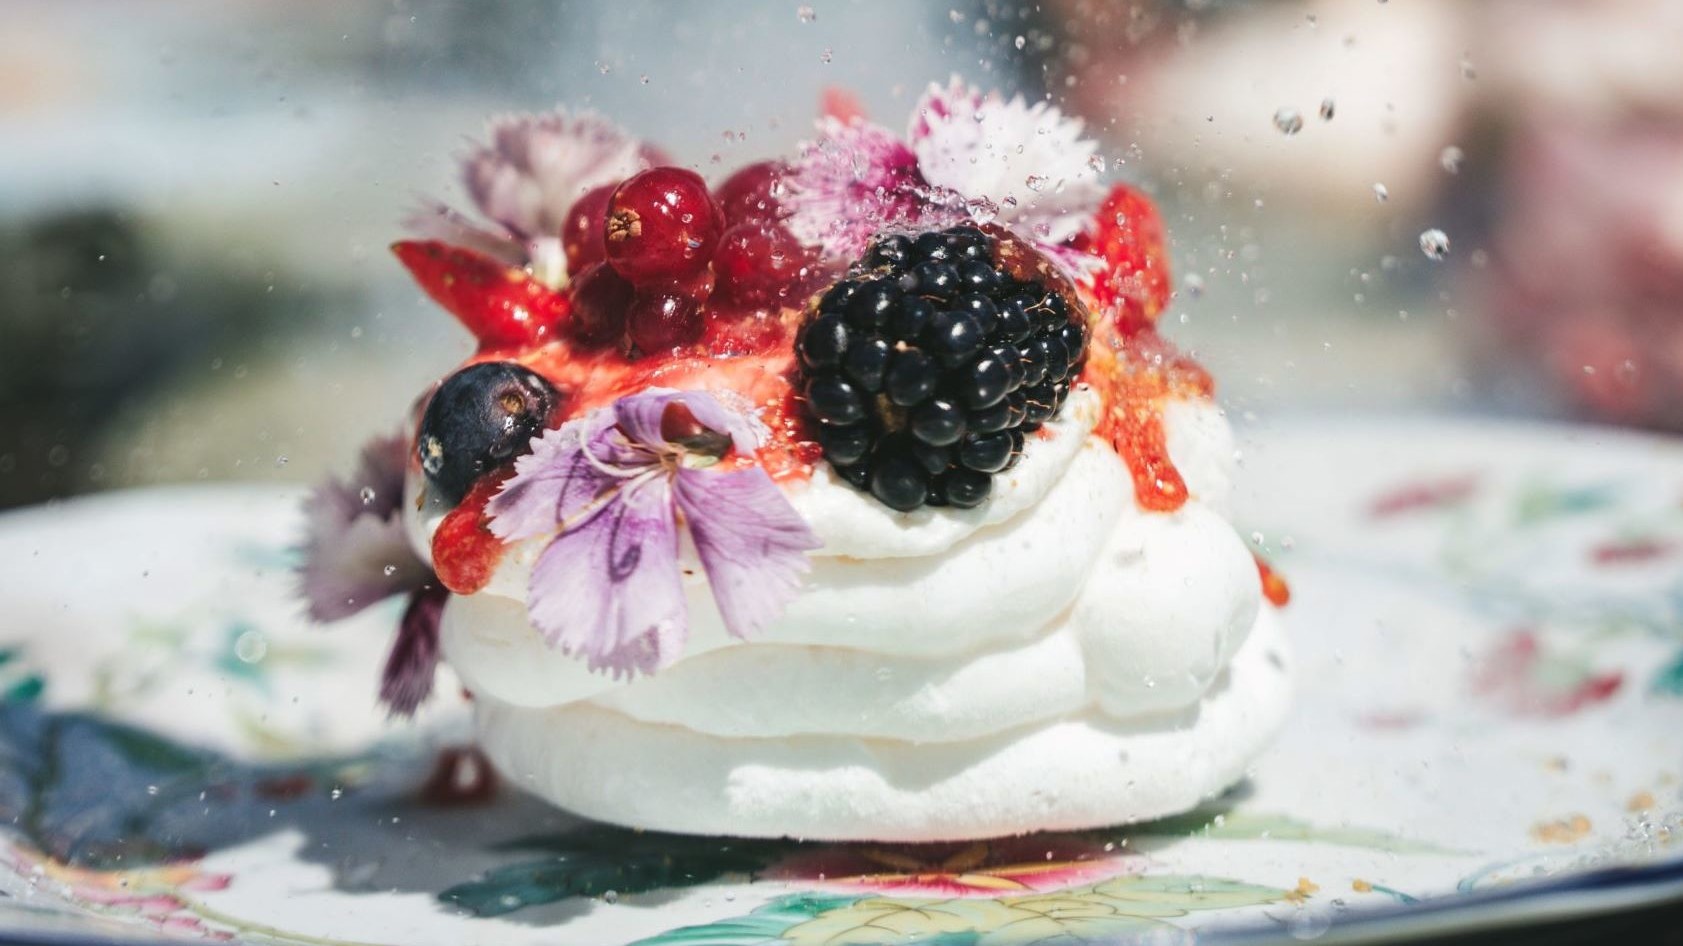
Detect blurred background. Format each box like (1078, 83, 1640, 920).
(3, 0, 1682, 510)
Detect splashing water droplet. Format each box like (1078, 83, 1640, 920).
(1184, 274, 1206, 297)
(1439, 145, 1464, 174)
(819, 48, 833, 63)
(964, 196, 999, 224)
(796, 5, 815, 22)
(1014, 35, 1026, 50)
(1318, 98, 1335, 121)
(1273, 107, 1304, 136)
(1419, 228, 1450, 260)
(234, 630, 268, 664)
(603, 890, 620, 905)
(1024, 174, 1048, 193)
(1087, 154, 1107, 174)
(359, 486, 376, 504)
(383, 564, 397, 576)
(1373, 183, 1389, 202)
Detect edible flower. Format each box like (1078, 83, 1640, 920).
(406, 109, 662, 287)
(786, 76, 1106, 277)
(488, 390, 822, 676)
(296, 432, 443, 716)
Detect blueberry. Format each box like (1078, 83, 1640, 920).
(910, 398, 967, 446)
(805, 373, 866, 425)
(418, 362, 558, 506)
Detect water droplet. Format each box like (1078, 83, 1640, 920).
(1087, 154, 1107, 174)
(274, 455, 289, 467)
(1460, 57, 1477, 80)
(796, 5, 815, 22)
(1439, 145, 1464, 174)
(819, 48, 833, 63)
(603, 890, 620, 904)
(1419, 228, 1450, 260)
(1273, 107, 1303, 136)
(382, 564, 397, 576)
(1024, 174, 1048, 193)
(1183, 274, 1205, 297)
(949, 9, 965, 23)
(1306, 13, 1318, 26)
(595, 60, 611, 75)
(234, 630, 268, 664)
(330, 788, 344, 801)
(965, 196, 999, 224)
(146, 785, 159, 797)
(1373, 183, 1389, 202)
(1318, 98, 1335, 121)
(1014, 35, 1026, 50)
(359, 486, 376, 505)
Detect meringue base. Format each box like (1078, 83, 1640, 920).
(472, 607, 1290, 842)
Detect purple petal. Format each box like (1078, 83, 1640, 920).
(380, 583, 448, 716)
(612, 389, 765, 457)
(526, 477, 687, 677)
(298, 515, 432, 622)
(673, 467, 822, 640)
(297, 432, 429, 622)
(487, 409, 637, 542)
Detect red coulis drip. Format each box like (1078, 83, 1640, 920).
(1254, 554, 1291, 608)
(432, 467, 517, 594)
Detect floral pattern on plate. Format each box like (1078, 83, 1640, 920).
(0, 418, 1679, 945)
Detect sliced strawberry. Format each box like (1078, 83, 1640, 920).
(393, 241, 570, 350)
(1075, 184, 1173, 328)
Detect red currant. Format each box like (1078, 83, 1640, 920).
(714, 161, 788, 225)
(568, 262, 634, 346)
(712, 223, 814, 309)
(626, 288, 705, 355)
(605, 167, 723, 284)
(561, 183, 617, 276)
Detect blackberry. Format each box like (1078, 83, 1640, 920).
(795, 225, 1088, 511)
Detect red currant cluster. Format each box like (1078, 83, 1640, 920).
(561, 162, 820, 357)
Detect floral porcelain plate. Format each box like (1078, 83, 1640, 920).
(0, 415, 1679, 946)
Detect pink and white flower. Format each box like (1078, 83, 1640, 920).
(785, 77, 1107, 275)
(407, 109, 662, 287)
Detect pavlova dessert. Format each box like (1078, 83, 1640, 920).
(299, 80, 1292, 842)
